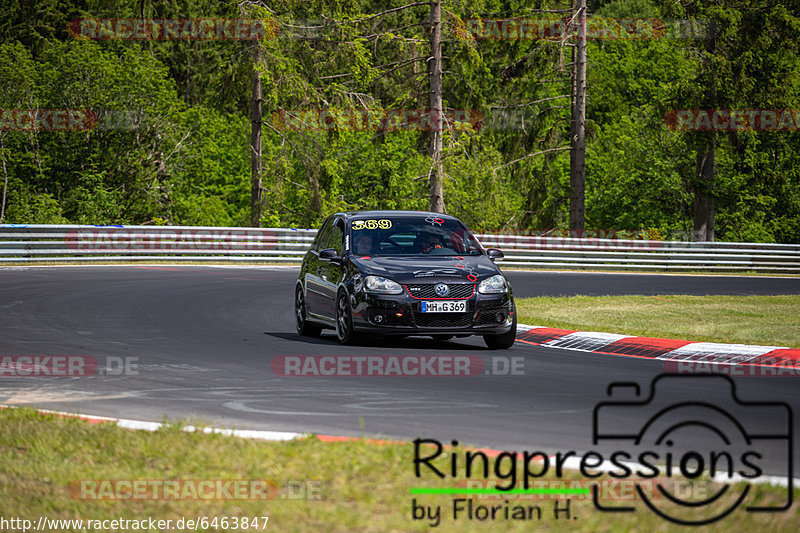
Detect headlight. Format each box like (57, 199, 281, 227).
(364, 275, 403, 294)
(478, 274, 507, 294)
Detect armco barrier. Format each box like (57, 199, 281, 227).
(0, 225, 315, 263)
(0, 224, 798, 273)
(475, 233, 800, 273)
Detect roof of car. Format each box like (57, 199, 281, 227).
(338, 210, 461, 220)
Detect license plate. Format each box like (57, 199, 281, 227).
(420, 300, 467, 313)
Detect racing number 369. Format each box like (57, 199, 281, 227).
(352, 219, 392, 230)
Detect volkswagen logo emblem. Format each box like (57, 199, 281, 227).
(434, 283, 450, 297)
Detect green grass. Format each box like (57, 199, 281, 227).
(516, 294, 800, 347)
(1, 408, 797, 532)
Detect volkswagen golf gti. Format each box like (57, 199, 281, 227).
(294, 211, 516, 349)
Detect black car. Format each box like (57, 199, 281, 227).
(294, 211, 516, 349)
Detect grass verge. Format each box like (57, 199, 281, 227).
(0, 408, 797, 532)
(515, 294, 800, 347)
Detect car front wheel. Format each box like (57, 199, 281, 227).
(335, 291, 357, 345)
(483, 307, 516, 349)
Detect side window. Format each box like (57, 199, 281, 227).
(312, 219, 333, 252)
(326, 219, 345, 255)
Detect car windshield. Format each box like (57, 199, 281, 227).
(348, 216, 484, 256)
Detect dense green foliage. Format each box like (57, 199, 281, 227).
(0, 0, 798, 241)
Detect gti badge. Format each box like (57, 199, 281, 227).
(434, 283, 450, 297)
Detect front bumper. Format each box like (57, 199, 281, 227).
(350, 285, 514, 336)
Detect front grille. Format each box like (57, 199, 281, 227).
(405, 283, 475, 299)
(413, 312, 474, 328)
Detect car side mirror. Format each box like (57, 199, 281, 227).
(319, 248, 342, 263)
(486, 248, 504, 262)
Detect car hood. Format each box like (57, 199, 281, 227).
(352, 255, 501, 284)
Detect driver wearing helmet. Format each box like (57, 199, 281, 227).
(421, 233, 444, 254)
(353, 232, 374, 256)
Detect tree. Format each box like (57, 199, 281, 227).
(667, 0, 800, 241)
(250, 39, 265, 226)
(428, 0, 445, 213)
(569, 0, 587, 233)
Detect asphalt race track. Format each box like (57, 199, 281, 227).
(1, 266, 798, 479)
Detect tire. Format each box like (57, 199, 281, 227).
(483, 307, 516, 349)
(335, 291, 358, 345)
(295, 286, 322, 337)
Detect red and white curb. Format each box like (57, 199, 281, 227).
(0, 406, 513, 459)
(517, 324, 800, 370)
(0, 405, 303, 441)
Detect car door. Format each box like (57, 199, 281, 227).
(305, 218, 333, 320)
(316, 218, 346, 319)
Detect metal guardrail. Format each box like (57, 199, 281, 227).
(475, 234, 800, 273)
(0, 225, 316, 263)
(0, 224, 798, 273)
